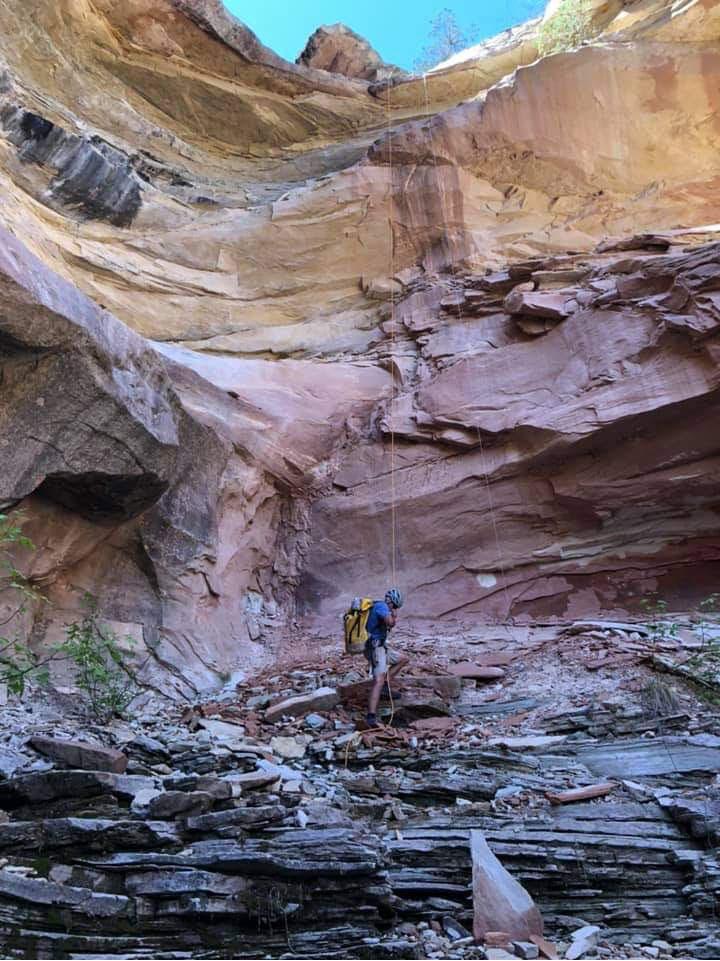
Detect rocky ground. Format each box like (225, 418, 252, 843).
(0, 618, 718, 959)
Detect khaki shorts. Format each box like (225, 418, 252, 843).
(366, 642, 400, 679)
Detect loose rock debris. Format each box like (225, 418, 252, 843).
(0, 622, 718, 958)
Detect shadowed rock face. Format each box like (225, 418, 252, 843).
(0, 0, 719, 689)
(0, 222, 389, 694)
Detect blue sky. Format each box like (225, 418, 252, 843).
(226, 1, 544, 71)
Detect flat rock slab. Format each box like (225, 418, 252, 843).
(0, 869, 132, 918)
(412, 675, 463, 699)
(447, 663, 506, 681)
(564, 620, 648, 637)
(472, 652, 517, 667)
(197, 718, 246, 741)
(148, 790, 214, 819)
(0, 770, 116, 808)
(29, 736, 127, 774)
(0, 817, 178, 852)
(457, 697, 544, 717)
(574, 736, 720, 777)
(225, 769, 280, 791)
(184, 804, 288, 832)
(265, 686, 339, 722)
(471, 829, 543, 942)
(410, 716, 460, 734)
(488, 735, 567, 751)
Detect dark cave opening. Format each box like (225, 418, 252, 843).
(35, 471, 168, 523)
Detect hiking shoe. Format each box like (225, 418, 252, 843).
(365, 713, 379, 728)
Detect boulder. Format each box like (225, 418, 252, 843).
(28, 736, 128, 774)
(470, 829, 543, 942)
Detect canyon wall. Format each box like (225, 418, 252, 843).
(0, 0, 719, 693)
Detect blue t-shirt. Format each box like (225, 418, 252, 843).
(366, 600, 391, 642)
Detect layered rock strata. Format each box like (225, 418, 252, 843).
(302, 236, 720, 623)
(0, 626, 718, 958)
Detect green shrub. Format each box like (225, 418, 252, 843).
(0, 515, 139, 713)
(0, 512, 48, 695)
(639, 595, 678, 644)
(687, 593, 720, 690)
(59, 594, 138, 722)
(537, 0, 595, 56)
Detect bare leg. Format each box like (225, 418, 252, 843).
(388, 656, 408, 682)
(368, 672, 386, 717)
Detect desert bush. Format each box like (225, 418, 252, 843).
(58, 594, 138, 721)
(0, 512, 48, 695)
(537, 0, 595, 56)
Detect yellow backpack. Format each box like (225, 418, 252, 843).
(343, 597, 374, 655)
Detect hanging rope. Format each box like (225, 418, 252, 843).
(385, 84, 398, 586)
(417, 70, 516, 628)
(382, 84, 399, 726)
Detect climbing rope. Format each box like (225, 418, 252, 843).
(385, 83, 398, 586)
(383, 83, 400, 725)
(417, 69, 516, 628)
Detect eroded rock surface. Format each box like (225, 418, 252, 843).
(0, 0, 718, 702)
(302, 237, 720, 623)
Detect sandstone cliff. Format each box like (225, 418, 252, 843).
(0, 0, 719, 693)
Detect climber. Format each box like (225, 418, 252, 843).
(365, 587, 407, 728)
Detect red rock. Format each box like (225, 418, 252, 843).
(484, 931, 513, 947)
(529, 934, 560, 959)
(447, 663, 506, 681)
(409, 716, 459, 733)
(503, 288, 575, 321)
(29, 736, 128, 774)
(296, 23, 405, 82)
(545, 782, 617, 805)
(471, 830, 543, 942)
(413, 675, 463, 699)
